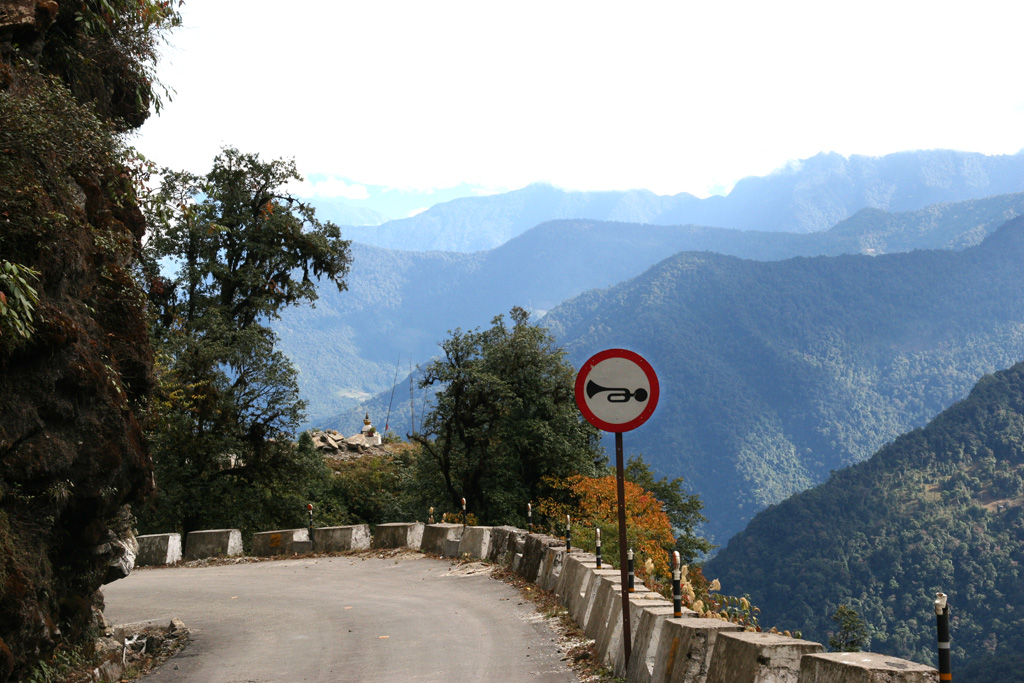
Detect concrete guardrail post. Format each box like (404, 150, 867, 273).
(136, 533, 182, 566)
(371, 522, 424, 550)
(798, 652, 938, 682)
(625, 604, 683, 683)
(649, 616, 743, 683)
(312, 524, 371, 552)
(421, 523, 464, 556)
(704, 631, 824, 683)
(251, 528, 311, 556)
(183, 529, 243, 561)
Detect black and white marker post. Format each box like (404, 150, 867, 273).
(575, 348, 660, 666)
(566, 515, 572, 552)
(306, 503, 314, 541)
(461, 498, 467, 526)
(672, 551, 683, 617)
(595, 527, 602, 569)
(935, 592, 951, 681)
(527, 503, 533, 533)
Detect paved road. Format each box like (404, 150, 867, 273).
(103, 553, 579, 682)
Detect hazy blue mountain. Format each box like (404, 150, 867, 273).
(304, 197, 392, 226)
(338, 183, 695, 252)
(704, 361, 1024, 674)
(542, 218, 1024, 544)
(278, 193, 1024, 427)
(333, 151, 1024, 252)
(661, 149, 1024, 235)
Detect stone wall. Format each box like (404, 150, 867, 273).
(159, 521, 938, 683)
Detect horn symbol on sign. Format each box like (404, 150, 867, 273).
(586, 380, 649, 403)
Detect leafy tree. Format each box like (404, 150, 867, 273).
(137, 147, 351, 537)
(829, 604, 870, 652)
(0, 261, 40, 347)
(536, 473, 676, 579)
(411, 307, 603, 524)
(624, 454, 716, 563)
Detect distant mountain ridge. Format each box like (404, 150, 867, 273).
(275, 192, 1024, 425)
(704, 361, 1024, 675)
(333, 150, 1024, 252)
(543, 217, 1024, 543)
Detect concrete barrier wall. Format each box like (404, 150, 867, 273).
(155, 521, 938, 683)
(421, 523, 464, 556)
(251, 529, 312, 556)
(313, 524, 371, 552)
(371, 522, 424, 550)
(457, 526, 493, 559)
(183, 529, 242, 560)
(136, 533, 181, 566)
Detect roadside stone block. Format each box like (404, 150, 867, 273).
(585, 573, 623, 641)
(537, 545, 567, 592)
(575, 568, 622, 632)
(649, 616, 742, 683)
(312, 524, 370, 552)
(486, 526, 526, 565)
(706, 631, 824, 683)
(612, 593, 673, 677)
(626, 604, 682, 683)
(371, 522, 424, 550)
(252, 529, 311, 556)
(136, 533, 181, 566)
(420, 524, 464, 555)
(520, 533, 564, 582)
(798, 652, 938, 683)
(594, 585, 666, 665)
(457, 525, 493, 559)
(183, 529, 242, 560)
(554, 552, 595, 600)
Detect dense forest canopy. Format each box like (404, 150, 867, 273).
(705, 361, 1024, 676)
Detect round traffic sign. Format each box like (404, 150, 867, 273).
(574, 349, 659, 432)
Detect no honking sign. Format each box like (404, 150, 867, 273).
(574, 348, 659, 433)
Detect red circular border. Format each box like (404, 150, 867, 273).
(574, 348, 659, 433)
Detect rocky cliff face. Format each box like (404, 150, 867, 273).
(0, 2, 161, 679)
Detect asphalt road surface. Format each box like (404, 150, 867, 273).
(103, 553, 580, 682)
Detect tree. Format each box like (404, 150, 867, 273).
(536, 473, 676, 579)
(137, 147, 351, 537)
(624, 454, 716, 563)
(412, 307, 603, 524)
(829, 604, 870, 652)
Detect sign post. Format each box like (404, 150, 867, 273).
(574, 348, 659, 666)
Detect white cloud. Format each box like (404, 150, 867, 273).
(135, 0, 1024, 200)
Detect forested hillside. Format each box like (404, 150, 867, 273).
(279, 193, 1024, 424)
(0, 2, 177, 679)
(543, 218, 1024, 542)
(332, 150, 1024, 252)
(705, 362, 1024, 677)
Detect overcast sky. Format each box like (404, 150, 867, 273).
(133, 0, 1024, 217)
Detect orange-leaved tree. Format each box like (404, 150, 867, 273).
(536, 474, 676, 581)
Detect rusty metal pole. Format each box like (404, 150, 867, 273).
(615, 432, 632, 664)
(627, 548, 635, 592)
